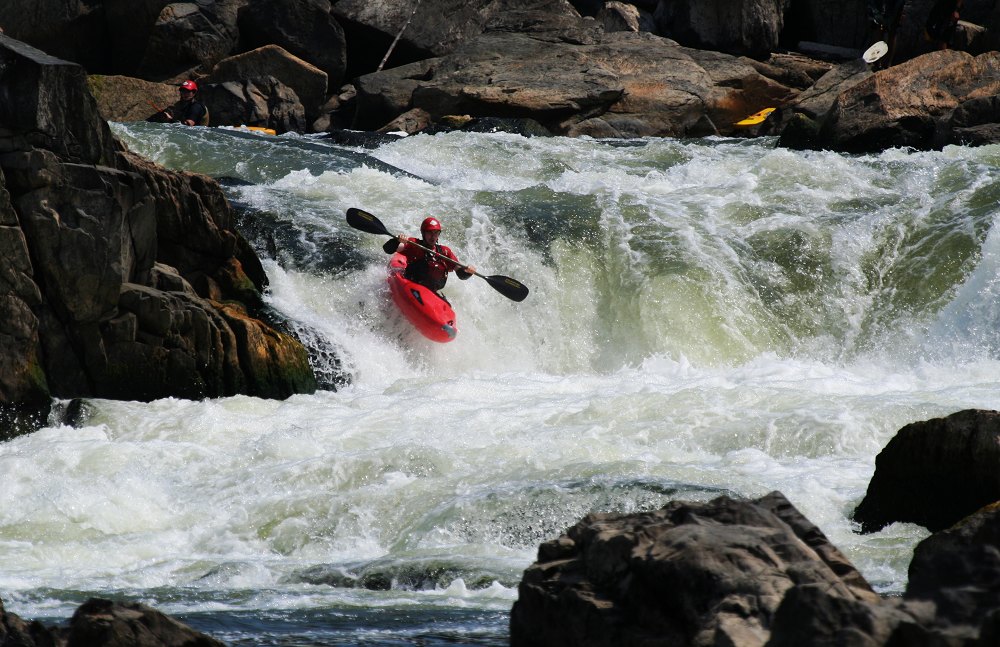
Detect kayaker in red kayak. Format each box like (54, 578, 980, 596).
(384, 217, 476, 292)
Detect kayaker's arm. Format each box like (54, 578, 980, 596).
(442, 247, 474, 279)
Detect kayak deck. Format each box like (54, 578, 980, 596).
(387, 253, 457, 343)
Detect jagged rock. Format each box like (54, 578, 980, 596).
(206, 44, 327, 123)
(853, 409, 1000, 533)
(199, 77, 308, 133)
(597, 1, 653, 33)
(792, 49, 1000, 153)
(509, 491, 878, 647)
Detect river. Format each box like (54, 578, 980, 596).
(3, 122, 1000, 644)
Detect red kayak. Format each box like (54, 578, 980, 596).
(387, 253, 457, 343)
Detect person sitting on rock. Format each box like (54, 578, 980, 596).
(154, 80, 209, 126)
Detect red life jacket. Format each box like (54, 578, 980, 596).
(401, 238, 459, 291)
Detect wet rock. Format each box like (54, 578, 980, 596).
(906, 501, 1000, 630)
(513, 487, 1000, 646)
(853, 409, 1000, 533)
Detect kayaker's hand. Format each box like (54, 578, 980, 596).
(465, 265, 476, 275)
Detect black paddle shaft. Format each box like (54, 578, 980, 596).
(345, 208, 529, 302)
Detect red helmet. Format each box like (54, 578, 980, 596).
(179, 80, 198, 92)
(421, 217, 442, 232)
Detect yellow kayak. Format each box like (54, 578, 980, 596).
(735, 107, 776, 127)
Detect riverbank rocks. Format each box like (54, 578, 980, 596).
(0, 32, 317, 437)
(3, 1, 999, 149)
(205, 44, 328, 124)
(853, 409, 1000, 533)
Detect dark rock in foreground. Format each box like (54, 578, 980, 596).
(0, 596, 224, 646)
(510, 491, 880, 647)
(513, 410, 1000, 646)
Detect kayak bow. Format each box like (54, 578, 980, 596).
(387, 253, 457, 343)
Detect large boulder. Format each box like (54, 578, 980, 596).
(783, 49, 1000, 153)
(354, 25, 797, 138)
(205, 44, 328, 123)
(135, 1, 242, 81)
(853, 409, 1000, 533)
(509, 491, 879, 647)
(87, 75, 180, 123)
(199, 77, 309, 133)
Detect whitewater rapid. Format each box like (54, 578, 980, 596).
(3, 123, 1000, 644)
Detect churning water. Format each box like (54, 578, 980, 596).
(3, 122, 1000, 644)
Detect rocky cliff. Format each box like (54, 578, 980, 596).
(0, 35, 316, 438)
